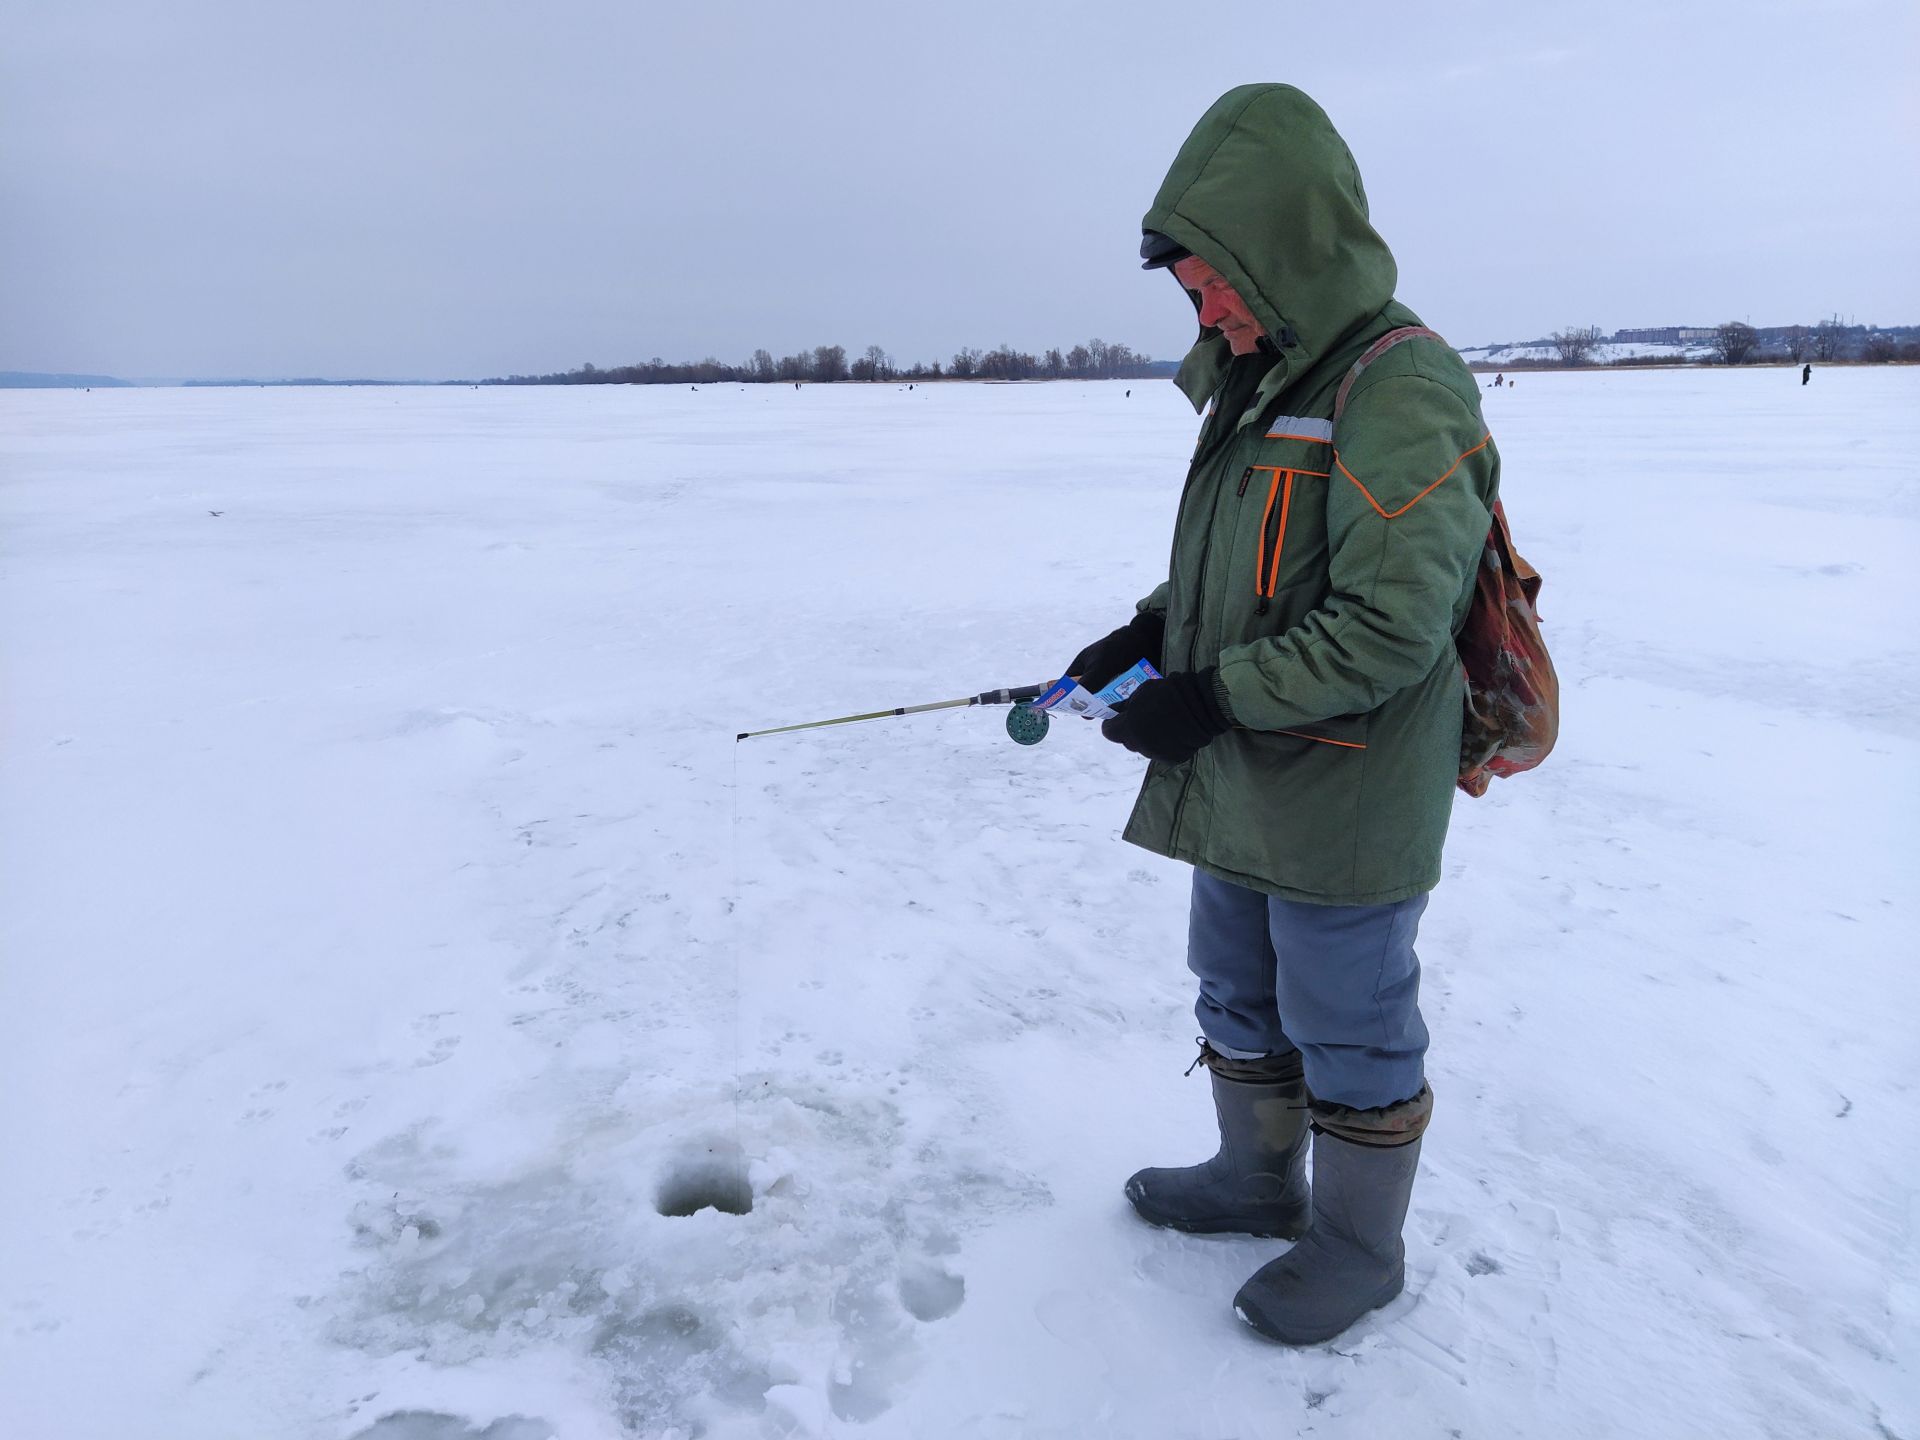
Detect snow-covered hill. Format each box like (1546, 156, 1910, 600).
(1457, 342, 1711, 366)
(2, 373, 1915, 1439)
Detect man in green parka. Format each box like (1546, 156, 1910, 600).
(1067, 84, 1498, 1345)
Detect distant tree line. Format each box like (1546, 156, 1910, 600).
(487, 338, 1155, 386)
(1495, 318, 1917, 370)
(1670, 319, 1911, 366)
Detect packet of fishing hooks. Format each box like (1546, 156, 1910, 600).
(1033, 659, 1163, 721)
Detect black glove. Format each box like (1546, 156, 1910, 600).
(1068, 611, 1166, 692)
(1101, 670, 1232, 764)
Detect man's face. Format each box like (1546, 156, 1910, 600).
(1171, 255, 1267, 356)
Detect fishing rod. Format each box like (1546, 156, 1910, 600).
(737, 682, 1055, 745)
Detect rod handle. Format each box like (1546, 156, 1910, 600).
(973, 682, 1049, 707)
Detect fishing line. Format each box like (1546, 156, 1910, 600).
(727, 738, 746, 1157)
(722, 677, 1067, 1193)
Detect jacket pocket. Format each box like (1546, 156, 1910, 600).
(1275, 710, 1369, 750)
(1240, 465, 1330, 617)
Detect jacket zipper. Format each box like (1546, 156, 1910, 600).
(1188, 464, 1252, 670)
(1180, 457, 1248, 674)
(1168, 454, 1244, 848)
(1168, 360, 1287, 847)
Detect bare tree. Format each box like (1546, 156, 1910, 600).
(1549, 326, 1604, 366)
(1710, 322, 1759, 366)
(1102, 342, 1149, 377)
(850, 344, 891, 382)
(950, 346, 981, 379)
(1781, 326, 1810, 363)
(1811, 320, 1845, 362)
(811, 345, 848, 383)
(1863, 332, 1898, 363)
(978, 344, 1039, 380)
(749, 348, 776, 382)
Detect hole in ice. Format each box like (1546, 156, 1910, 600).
(898, 1261, 965, 1322)
(654, 1145, 753, 1218)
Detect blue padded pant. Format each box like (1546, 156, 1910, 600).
(1187, 869, 1430, 1111)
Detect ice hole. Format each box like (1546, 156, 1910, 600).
(899, 1264, 966, 1322)
(654, 1147, 753, 1218)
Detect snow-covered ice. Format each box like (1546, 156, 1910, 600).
(2, 371, 1916, 1439)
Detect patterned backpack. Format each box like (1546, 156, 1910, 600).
(1334, 327, 1559, 796)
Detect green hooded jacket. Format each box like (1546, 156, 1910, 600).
(1123, 83, 1499, 905)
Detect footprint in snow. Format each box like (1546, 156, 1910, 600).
(331, 1080, 1032, 1433)
(1392, 1195, 1562, 1387)
(347, 1412, 553, 1440)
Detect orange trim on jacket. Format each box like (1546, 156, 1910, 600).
(1277, 728, 1367, 750)
(1268, 472, 1295, 598)
(1334, 434, 1492, 520)
(1256, 471, 1282, 596)
(1247, 465, 1326, 604)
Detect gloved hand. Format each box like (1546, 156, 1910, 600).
(1101, 669, 1232, 764)
(1068, 611, 1166, 692)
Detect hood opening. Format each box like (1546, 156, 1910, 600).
(1144, 84, 1398, 409)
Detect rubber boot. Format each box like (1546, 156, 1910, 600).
(1125, 1047, 1310, 1239)
(1233, 1130, 1421, 1345)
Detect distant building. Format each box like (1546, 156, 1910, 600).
(1611, 326, 1715, 345)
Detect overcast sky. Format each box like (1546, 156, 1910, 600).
(3, 0, 1914, 380)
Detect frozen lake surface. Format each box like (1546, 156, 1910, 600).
(3, 371, 1917, 1439)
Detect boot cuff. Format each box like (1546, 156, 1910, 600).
(1196, 1039, 1305, 1087)
(1309, 1083, 1433, 1146)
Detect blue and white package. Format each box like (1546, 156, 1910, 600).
(1032, 674, 1109, 719)
(1095, 659, 1162, 707)
(1035, 658, 1163, 721)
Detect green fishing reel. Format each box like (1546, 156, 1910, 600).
(1005, 703, 1051, 746)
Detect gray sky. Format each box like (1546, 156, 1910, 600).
(4, 0, 1914, 380)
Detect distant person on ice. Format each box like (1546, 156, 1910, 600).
(1065, 84, 1501, 1346)
(1803, 363, 1812, 386)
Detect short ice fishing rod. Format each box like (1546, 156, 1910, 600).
(737, 682, 1056, 745)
